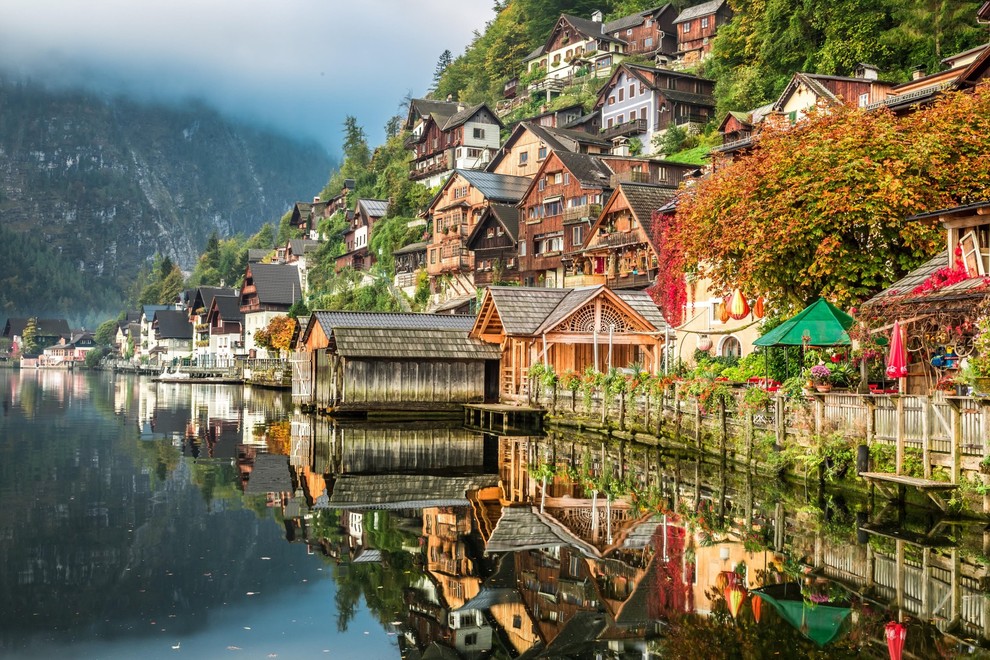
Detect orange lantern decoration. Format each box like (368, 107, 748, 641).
(715, 570, 732, 591)
(753, 296, 765, 319)
(719, 297, 732, 323)
(729, 288, 750, 320)
(724, 584, 747, 618)
(751, 594, 762, 623)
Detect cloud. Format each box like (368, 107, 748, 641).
(0, 0, 494, 154)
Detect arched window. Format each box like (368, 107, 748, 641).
(720, 336, 741, 359)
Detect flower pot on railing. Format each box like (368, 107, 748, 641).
(815, 384, 832, 393)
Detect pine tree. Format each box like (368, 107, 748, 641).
(433, 50, 453, 88)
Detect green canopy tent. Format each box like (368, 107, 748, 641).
(754, 582, 851, 648)
(753, 298, 854, 348)
(752, 298, 855, 384)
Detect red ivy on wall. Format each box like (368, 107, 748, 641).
(647, 210, 686, 327)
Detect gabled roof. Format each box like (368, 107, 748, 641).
(392, 241, 429, 256)
(603, 4, 671, 33)
(466, 203, 520, 248)
(587, 182, 677, 253)
(244, 263, 300, 307)
(673, 0, 727, 24)
(244, 453, 291, 494)
(595, 62, 715, 109)
(455, 170, 532, 204)
(540, 124, 611, 150)
(141, 305, 172, 321)
(303, 310, 475, 344)
(476, 285, 667, 337)
(558, 14, 625, 45)
(332, 327, 501, 360)
(191, 286, 237, 314)
(210, 295, 244, 323)
(356, 198, 390, 219)
(2, 317, 71, 339)
(523, 44, 546, 62)
(247, 249, 270, 263)
(405, 98, 460, 130)
(486, 506, 602, 556)
(321, 474, 497, 510)
(554, 151, 614, 188)
(441, 103, 503, 131)
(153, 310, 193, 340)
(288, 239, 321, 256)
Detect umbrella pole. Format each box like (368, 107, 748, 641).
(899, 321, 907, 395)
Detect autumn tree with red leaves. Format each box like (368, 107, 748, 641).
(254, 315, 298, 358)
(669, 87, 990, 313)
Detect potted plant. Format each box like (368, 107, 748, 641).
(810, 364, 833, 392)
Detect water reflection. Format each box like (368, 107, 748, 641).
(3, 369, 989, 658)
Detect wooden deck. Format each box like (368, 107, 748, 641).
(859, 472, 959, 511)
(463, 404, 544, 435)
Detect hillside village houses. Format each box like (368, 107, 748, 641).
(75, 2, 990, 378)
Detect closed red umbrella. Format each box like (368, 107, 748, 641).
(885, 621, 906, 660)
(886, 320, 908, 380)
(751, 594, 763, 623)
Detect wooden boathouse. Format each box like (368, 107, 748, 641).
(295, 311, 501, 414)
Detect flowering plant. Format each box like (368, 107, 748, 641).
(809, 364, 832, 385)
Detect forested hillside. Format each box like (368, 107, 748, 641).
(0, 77, 335, 323)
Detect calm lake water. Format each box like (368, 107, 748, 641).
(0, 369, 986, 659)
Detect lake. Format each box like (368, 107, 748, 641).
(0, 369, 985, 659)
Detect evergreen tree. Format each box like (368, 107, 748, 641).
(433, 50, 453, 88)
(21, 317, 38, 355)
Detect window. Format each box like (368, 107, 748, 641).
(519, 151, 529, 165)
(519, 240, 527, 256)
(618, 113, 624, 124)
(618, 88, 624, 102)
(629, 84, 635, 98)
(626, 28, 633, 35)
(858, 93, 869, 108)
(553, 172, 562, 184)
(644, 37, 653, 48)
(544, 200, 562, 216)
(563, 172, 569, 185)
(721, 336, 742, 359)
(512, 615, 522, 629)
(473, 127, 485, 139)
(464, 633, 478, 647)
(430, 249, 436, 264)
(538, 145, 548, 160)
(607, 118, 614, 128)
(608, 96, 615, 106)
(645, 18, 653, 27)
(538, 178, 546, 191)
(572, 225, 584, 245)
(640, 107, 647, 121)
(701, 16, 709, 29)
(486, 227, 495, 239)
(467, 147, 482, 158)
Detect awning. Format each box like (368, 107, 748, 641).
(753, 298, 854, 347)
(753, 583, 851, 648)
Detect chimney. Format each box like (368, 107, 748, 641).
(912, 66, 926, 80)
(591, 9, 603, 22)
(313, 195, 320, 203)
(854, 63, 879, 81)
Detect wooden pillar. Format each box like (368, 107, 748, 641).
(895, 539, 905, 612)
(865, 395, 876, 446)
(895, 395, 905, 476)
(814, 393, 824, 437)
(951, 548, 961, 626)
(774, 502, 784, 551)
(950, 398, 963, 485)
(774, 394, 785, 444)
(922, 395, 932, 479)
(921, 547, 931, 619)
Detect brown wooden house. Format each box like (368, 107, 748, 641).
(465, 204, 521, 286)
(672, 0, 733, 63)
(405, 100, 503, 186)
(471, 285, 668, 399)
(427, 169, 532, 287)
(574, 181, 677, 290)
(487, 121, 611, 178)
(336, 198, 389, 272)
(602, 4, 678, 59)
(517, 151, 614, 287)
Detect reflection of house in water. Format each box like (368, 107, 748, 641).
(238, 448, 292, 508)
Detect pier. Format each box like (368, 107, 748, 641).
(463, 403, 544, 435)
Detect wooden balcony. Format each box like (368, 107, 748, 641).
(410, 158, 450, 181)
(674, 113, 710, 126)
(562, 204, 602, 223)
(601, 118, 647, 140)
(607, 271, 655, 289)
(563, 273, 606, 288)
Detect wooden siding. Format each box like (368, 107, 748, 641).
(677, 5, 731, 59)
(338, 358, 487, 411)
(491, 128, 552, 177)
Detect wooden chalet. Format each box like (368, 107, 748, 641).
(152, 310, 193, 363)
(712, 103, 774, 159)
(427, 169, 531, 287)
(392, 241, 428, 289)
(465, 203, 521, 286)
(867, 43, 989, 114)
(405, 99, 503, 186)
(239, 262, 301, 358)
(336, 198, 389, 272)
(672, 0, 733, 63)
(40, 331, 96, 366)
(517, 151, 614, 287)
(861, 201, 990, 395)
(601, 4, 678, 59)
(187, 286, 237, 359)
(290, 183, 351, 238)
(574, 181, 677, 290)
(486, 121, 610, 178)
(527, 12, 628, 93)
(1, 317, 70, 355)
(471, 285, 668, 399)
(772, 71, 894, 123)
(298, 311, 500, 412)
(595, 63, 715, 155)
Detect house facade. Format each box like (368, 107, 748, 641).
(152, 310, 193, 365)
(527, 13, 628, 92)
(465, 204, 521, 286)
(406, 100, 503, 187)
(487, 121, 610, 178)
(596, 63, 716, 154)
(239, 263, 301, 359)
(336, 198, 389, 272)
(672, 0, 733, 63)
(205, 295, 244, 364)
(602, 4, 678, 60)
(187, 286, 237, 362)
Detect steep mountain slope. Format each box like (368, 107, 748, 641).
(0, 77, 334, 319)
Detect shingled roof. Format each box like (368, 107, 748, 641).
(211, 295, 244, 323)
(356, 198, 389, 219)
(245, 263, 301, 306)
(456, 170, 533, 204)
(333, 327, 501, 360)
(486, 506, 601, 556)
(673, 0, 726, 23)
(153, 310, 193, 340)
(244, 453, 291, 494)
(305, 310, 475, 344)
(2, 317, 71, 339)
(320, 474, 498, 510)
(554, 151, 614, 188)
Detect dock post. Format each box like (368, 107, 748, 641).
(922, 396, 932, 479)
(895, 396, 905, 476)
(774, 395, 785, 445)
(950, 398, 962, 485)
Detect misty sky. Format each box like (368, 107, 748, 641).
(0, 0, 495, 156)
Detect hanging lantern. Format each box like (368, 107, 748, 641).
(724, 584, 747, 618)
(885, 621, 907, 660)
(751, 594, 762, 623)
(715, 570, 734, 591)
(719, 297, 732, 324)
(697, 334, 713, 352)
(729, 288, 750, 320)
(753, 296, 765, 319)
